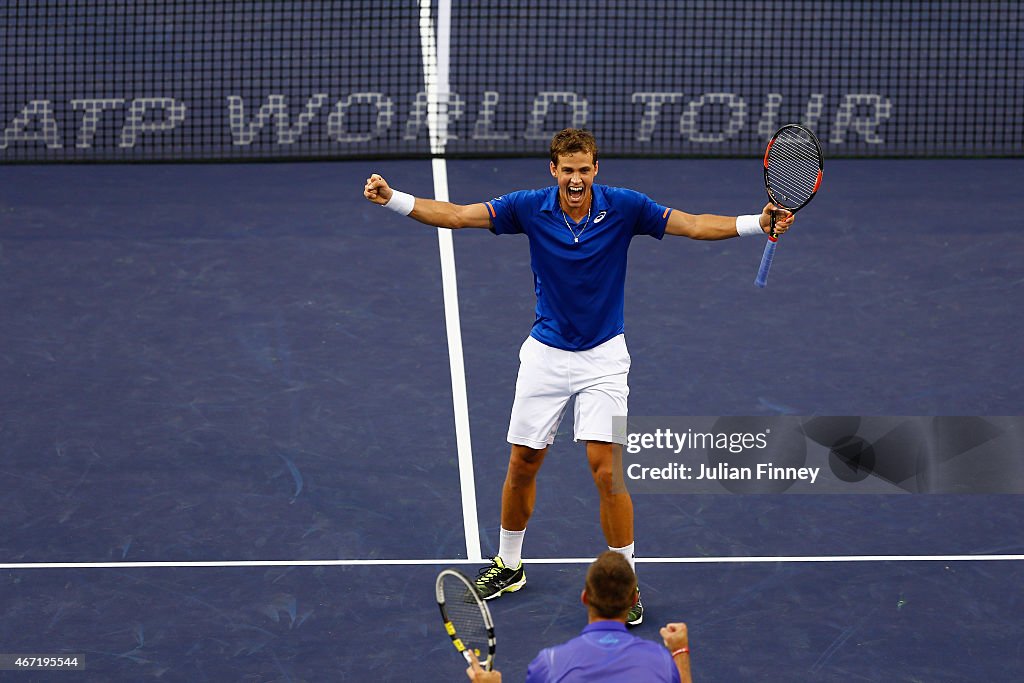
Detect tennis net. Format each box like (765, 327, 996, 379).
(2, 0, 1021, 162)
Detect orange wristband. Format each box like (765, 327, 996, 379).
(671, 647, 689, 657)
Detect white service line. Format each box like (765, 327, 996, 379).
(1, 555, 1021, 570)
(418, 0, 482, 562)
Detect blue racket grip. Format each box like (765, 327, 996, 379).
(754, 238, 777, 288)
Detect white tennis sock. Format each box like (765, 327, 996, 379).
(608, 542, 636, 575)
(498, 527, 525, 568)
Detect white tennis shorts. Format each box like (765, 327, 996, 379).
(507, 334, 630, 449)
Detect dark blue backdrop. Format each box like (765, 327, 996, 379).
(2, 1, 1021, 161)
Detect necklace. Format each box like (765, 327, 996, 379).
(561, 205, 592, 244)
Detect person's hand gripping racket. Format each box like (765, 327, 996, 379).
(756, 201, 795, 240)
(465, 650, 502, 682)
(754, 124, 824, 287)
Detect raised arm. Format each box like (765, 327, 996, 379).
(665, 202, 793, 240)
(661, 622, 692, 683)
(363, 173, 493, 229)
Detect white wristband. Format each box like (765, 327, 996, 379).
(384, 190, 415, 216)
(736, 214, 764, 237)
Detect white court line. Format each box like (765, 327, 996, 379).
(418, 0, 482, 562)
(434, 168, 480, 563)
(1, 555, 1021, 570)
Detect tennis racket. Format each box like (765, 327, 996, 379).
(436, 569, 496, 671)
(755, 124, 824, 288)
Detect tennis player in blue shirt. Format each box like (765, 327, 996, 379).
(364, 129, 793, 626)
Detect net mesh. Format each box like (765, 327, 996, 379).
(2, 0, 1021, 163)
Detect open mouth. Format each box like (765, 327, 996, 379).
(567, 184, 585, 202)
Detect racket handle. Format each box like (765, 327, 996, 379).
(755, 237, 777, 288)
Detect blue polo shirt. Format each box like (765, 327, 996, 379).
(486, 185, 669, 351)
(525, 621, 681, 683)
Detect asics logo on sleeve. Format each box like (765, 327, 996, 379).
(594, 211, 608, 223)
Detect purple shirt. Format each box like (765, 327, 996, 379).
(525, 621, 681, 683)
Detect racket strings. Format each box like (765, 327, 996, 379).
(767, 157, 819, 204)
(766, 129, 822, 208)
(442, 578, 489, 648)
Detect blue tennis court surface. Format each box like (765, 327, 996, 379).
(1, 158, 1023, 681)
